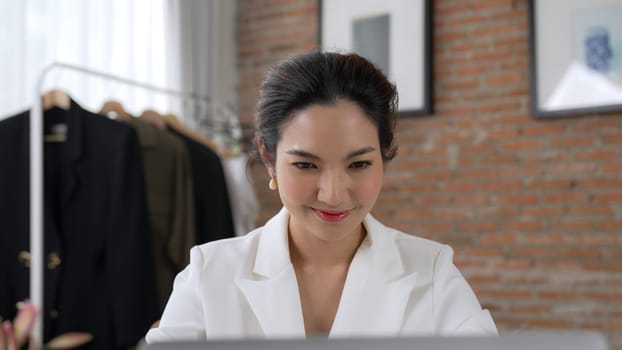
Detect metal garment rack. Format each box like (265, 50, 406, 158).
(29, 61, 226, 347)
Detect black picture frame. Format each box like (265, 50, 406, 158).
(319, 0, 433, 116)
(529, 0, 622, 118)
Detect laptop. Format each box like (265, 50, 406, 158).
(139, 330, 609, 350)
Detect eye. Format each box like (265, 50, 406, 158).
(292, 162, 316, 169)
(350, 161, 371, 169)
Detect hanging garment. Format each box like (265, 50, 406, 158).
(0, 101, 159, 350)
(221, 154, 259, 236)
(167, 127, 235, 244)
(120, 117, 196, 312)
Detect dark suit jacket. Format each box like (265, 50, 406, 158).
(0, 101, 158, 349)
(168, 127, 235, 244)
(122, 117, 195, 312)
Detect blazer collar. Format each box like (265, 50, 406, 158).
(330, 214, 418, 336)
(20, 98, 84, 163)
(252, 207, 292, 277)
(236, 207, 419, 337)
(19, 100, 85, 208)
(65, 99, 85, 163)
(235, 208, 304, 337)
(248, 208, 406, 279)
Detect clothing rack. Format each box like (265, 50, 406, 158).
(29, 61, 235, 347)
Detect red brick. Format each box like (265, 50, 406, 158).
(550, 136, 597, 147)
(601, 221, 622, 231)
(547, 163, 597, 176)
(529, 319, 574, 328)
(480, 233, 518, 244)
(480, 154, 520, 165)
(521, 206, 565, 217)
(467, 274, 502, 284)
(588, 293, 622, 302)
(482, 181, 523, 191)
(538, 291, 582, 300)
(584, 263, 622, 272)
(523, 233, 567, 244)
(479, 101, 522, 113)
(504, 220, 543, 231)
(395, 208, 432, 219)
(488, 289, 533, 299)
(543, 192, 590, 203)
(555, 247, 601, 258)
(497, 194, 539, 205)
(575, 150, 620, 161)
(525, 179, 572, 190)
(472, 0, 515, 10)
(459, 222, 498, 232)
(549, 220, 596, 232)
(601, 163, 622, 174)
(594, 193, 622, 203)
(415, 222, 453, 233)
(603, 134, 622, 144)
(535, 260, 583, 270)
(458, 168, 501, 180)
(502, 139, 542, 151)
(521, 124, 567, 136)
(571, 120, 621, 132)
(478, 206, 519, 218)
(415, 171, 454, 182)
(465, 247, 504, 257)
(508, 247, 554, 257)
(575, 233, 619, 245)
(485, 73, 523, 86)
(440, 182, 479, 192)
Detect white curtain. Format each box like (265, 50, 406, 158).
(0, 0, 177, 119)
(167, 0, 239, 149)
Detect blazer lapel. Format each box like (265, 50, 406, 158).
(330, 214, 419, 337)
(59, 100, 84, 209)
(235, 208, 305, 337)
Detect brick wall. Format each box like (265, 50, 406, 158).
(236, 0, 622, 348)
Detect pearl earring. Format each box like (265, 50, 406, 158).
(268, 177, 277, 190)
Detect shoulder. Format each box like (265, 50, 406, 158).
(0, 110, 27, 128)
(0, 111, 27, 141)
(188, 227, 264, 272)
(394, 228, 453, 273)
(83, 109, 131, 132)
(366, 215, 450, 257)
(364, 214, 454, 276)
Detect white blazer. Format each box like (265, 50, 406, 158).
(146, 208, 497, 342)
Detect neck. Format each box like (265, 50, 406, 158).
(288, 219, 366, 268)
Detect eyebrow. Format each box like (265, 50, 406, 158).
(285, 146, 377, 160)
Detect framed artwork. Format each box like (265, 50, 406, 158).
(529, 0, 622, 117)
(319, 0, 432, 115)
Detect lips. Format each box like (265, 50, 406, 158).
(313, 208, 352, 222)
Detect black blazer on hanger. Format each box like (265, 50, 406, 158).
(0, 101, 158, 349)
(168, 127, 235, 244)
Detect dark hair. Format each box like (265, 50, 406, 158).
(253, 51, 398, 166)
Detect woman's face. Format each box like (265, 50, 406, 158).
(272, 99, 384, 243)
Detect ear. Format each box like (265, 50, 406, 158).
(257, 138, 275, 177)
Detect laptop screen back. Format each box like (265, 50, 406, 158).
(139, 331, 609, 350)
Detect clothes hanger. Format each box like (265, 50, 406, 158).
(162, 112, 224, 156)
(42, 90, 70, 142)
(99, 100, 131, 120)
(42, 89, 71, 111)
(140, 109, 167, 129)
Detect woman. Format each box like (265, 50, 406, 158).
(146, 51, 497, 342)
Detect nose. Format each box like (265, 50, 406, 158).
(317, 169, 348, 207)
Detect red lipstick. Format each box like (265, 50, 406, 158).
(313, 209, 351, 222)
